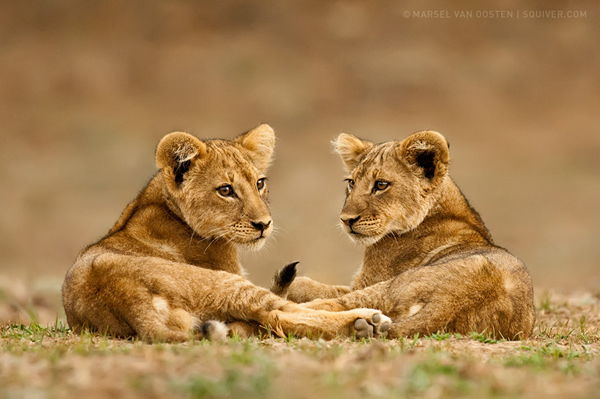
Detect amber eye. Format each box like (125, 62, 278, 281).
(257, 178, 266, 191)
(217, 185, 234, 197)
(346, 179, 355, 190)
(374, 180, 390, 191)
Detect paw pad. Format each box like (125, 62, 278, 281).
(354, 312, 392, 339)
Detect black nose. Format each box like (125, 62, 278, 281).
(341, 216, 360, 227)
(251, 220, 271, 231)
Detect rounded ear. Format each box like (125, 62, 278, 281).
(234, 123, 275, 172)
(399, 131, 450, 186)
(156, 132, 207, 186)
(333, 133, 374, 172)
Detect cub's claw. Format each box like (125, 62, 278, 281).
(353, 311, 392, 339)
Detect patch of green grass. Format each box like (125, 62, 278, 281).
(504, 353, 548, 370)
(536, 316, 600, 345)
(169, 340, 275, 398)
(404, 355, 471, 396)
(536, 320, 574, 341)
(284, 332, 298, 344)
(504, 341, 591, 375)
(1, 321, 70, 342)
(426, 331, 452, 341)
(469, 331, 500, 344)
(173, 363, 273, 399)
(537, 290, 555, 312)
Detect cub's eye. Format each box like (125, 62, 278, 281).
(346, 179, 355, 190)
(374, 180, 390, 191)
(256, 178, 266, 191)
(217, 185, 234, 197)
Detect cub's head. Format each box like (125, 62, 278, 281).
(156, 124, 275, 250)
(334, 130, 450, 246)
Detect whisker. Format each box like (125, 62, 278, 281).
(391, 231, 400, 245)
(189, 229, 196, 247)
(203, 228, 228, 253)
(271, 225, 288, 235)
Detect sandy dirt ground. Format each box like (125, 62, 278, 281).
(1, 290, 599, 398)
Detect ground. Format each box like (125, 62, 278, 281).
(1, 291, 599, 398)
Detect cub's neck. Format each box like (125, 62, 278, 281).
(105, 175, 243, 275)
(352, 178, 492, 289)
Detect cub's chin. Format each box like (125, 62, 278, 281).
(238, 236, 269, 251)
(345, 231, 385, 247)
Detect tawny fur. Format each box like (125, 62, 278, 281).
(273, 131, 535, 340)
(62, 124, 391, 342)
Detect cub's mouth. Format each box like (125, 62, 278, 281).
(235, 234, 268, 244)
(239, 235, 269, 251)
(238, 226, 272, 248)
(342, 225, 385, 246)
(344, 225, 374, 238)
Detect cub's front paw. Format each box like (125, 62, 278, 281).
(353, 311, 392, 339)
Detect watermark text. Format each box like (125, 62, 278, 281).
(403, 10, 587, 19)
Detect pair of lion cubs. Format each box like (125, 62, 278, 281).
(62, 124, 535, 342)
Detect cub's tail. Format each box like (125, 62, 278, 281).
(270, 261, 299, 298)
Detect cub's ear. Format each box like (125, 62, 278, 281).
(399, 131, 450, 185)
(234, 124, 275, 172)
(156, 132, 207, 185)
(333, 133, 374, 172)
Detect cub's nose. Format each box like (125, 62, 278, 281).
(341, 216, 360, 227)
(251, 220, 272, 232)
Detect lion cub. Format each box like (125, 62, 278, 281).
(273, 131, 535, 340)
(62, 124, 390, 342)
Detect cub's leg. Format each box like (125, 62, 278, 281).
(383, 258, 534, 340)
(271, 262, 351, 302)
(301, 280, 391, 313)
(300, 256, 535, 340)
(226, 321, 263, 338)
(85, 286, 228, 343)
(270, 302, 391, 339)
(278, 277, 351, 303)
(68, 254, 391, 341)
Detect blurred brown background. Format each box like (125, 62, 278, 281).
(0, 0, 599, 322)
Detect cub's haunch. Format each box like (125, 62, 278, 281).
(62, 124, 391, 342)
(273, 130, 535, 340)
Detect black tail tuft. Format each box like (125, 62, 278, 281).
(270, 261, 299, 297)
